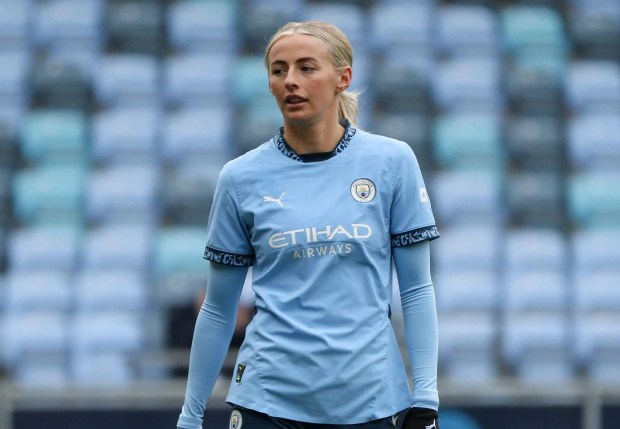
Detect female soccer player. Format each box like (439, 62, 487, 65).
(177, 21, 440, 429)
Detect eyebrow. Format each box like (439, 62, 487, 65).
(270, 56, 319, 67)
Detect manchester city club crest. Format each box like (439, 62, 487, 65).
(351, 178, 376, 203)
(230, 410, 243, 429)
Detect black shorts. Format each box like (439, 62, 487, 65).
(227, 406, 410, 429)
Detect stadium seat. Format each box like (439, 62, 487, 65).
(13, 354, 68, 388)
(232, 55, 271, 106)
(161, 163, 222, 225)
(0, 52, 30, 108)
(8, 225, 82, 271)
(432, 169, 501, 226)
(504, 228, 567, 272)
(371, 51, 432, 114)
(86, 164, 159, 223)
(92, 107, 160, 164)
(435, 225, 501, 274)
(506, 53, 567, 114)
(70, 352, 134, 386)
(94, 54, 160, 108)
(168, 0, 238, 53)
(71, 311, 143, 354)
(572, 228, 620, 273)
(505, 171, 566, 228)
(435, 270, 499, 314)
(568, 171, 620, 227)
(106, 0, 163, 55)
(574, 314, 620, 384)
(20, 109, 88, 164)
(162, 107, 232, 164)
(0, 0, 33, 50)
(569, 2, 620, 60)
(154, 226, 209, 277)
(370, 3, 434, 52)
(439, 313, 498, 381)
(0, 168, 12, 228)
(568, 113, 620, 169)
(75, 270, 147, 312)
(240, 0, 304, 53)
(504, 270, 568, 313)
(574, 269, 620, 314)
(566, 60, 620, 113)
(505, 115, 565, 170)
(34, 0, 103, 51)
(502, 313, 574, 383)
(433, 112, 503, 169)
(433, 57, 502, 112)
(235, 99, 284, 155)
(5, 270, 72, 312)
(82, 224, 152, 271)
(163, 53, 232, 108)
(12, 166, 85, 224)
(436, 4, 498, 57)
(500, 5, 568, 57)
(0, 115, 19, 170)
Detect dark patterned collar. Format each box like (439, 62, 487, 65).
(272, 119, 356, 162)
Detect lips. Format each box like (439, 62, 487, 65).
(284, 95, 308, 104)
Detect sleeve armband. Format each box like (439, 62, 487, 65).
(391, 226, 440, 247)
(203, 246, 255, 267)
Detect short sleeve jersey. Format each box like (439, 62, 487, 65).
(204, 121, 438, 424)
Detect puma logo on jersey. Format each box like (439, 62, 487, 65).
(264, 192, 285, 207)
(391, 415, 398, 427)
(425, 420, 436, 429)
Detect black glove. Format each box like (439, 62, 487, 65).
(401, 407, 439, 429)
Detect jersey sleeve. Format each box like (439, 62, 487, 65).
(203, 165, 255, 266)
(390, 144, 439, 247)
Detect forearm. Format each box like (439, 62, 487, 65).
(393, 242, 439, 411)
(177, 264, 249, 429)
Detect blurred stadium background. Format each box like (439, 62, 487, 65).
(0, 0, 619, 428)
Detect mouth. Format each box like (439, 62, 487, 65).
(284, 95, 308, 105)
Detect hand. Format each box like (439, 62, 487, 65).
(401, 407, 439, 429)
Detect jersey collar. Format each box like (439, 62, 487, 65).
(273, 119, 357, 163)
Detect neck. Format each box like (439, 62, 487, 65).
(283, 119, 345, 154)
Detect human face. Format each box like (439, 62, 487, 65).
(267, 33, 351, 127)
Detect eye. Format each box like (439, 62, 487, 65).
(301, 65, 316, 72)
(271, 68, 285, 76)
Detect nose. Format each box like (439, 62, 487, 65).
(284, 70, 298, 90)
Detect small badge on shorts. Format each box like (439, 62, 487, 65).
(351, 178, 376, 203)
(235, 364, 246, 383)
(230, 410, 243, 429)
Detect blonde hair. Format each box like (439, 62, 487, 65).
(264, 21, 361, 126)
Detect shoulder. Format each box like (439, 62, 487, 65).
(220, 140, 276, 179)
(353, 129, 416, 160)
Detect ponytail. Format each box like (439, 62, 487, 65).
(338, 90, 360, 127)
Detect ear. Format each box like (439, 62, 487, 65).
(336, 66, 352, 94)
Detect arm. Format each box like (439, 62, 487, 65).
(177, 262, 249, 429)
(392, 240, 439, 411)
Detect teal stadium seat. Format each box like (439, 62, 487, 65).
(232, 55, 271, 106)
(20, 109, 88, 164)
(12, 166, 85, 224)
(568, 171, 620, 227)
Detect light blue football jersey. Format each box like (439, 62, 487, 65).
(203, 121, 438, 423)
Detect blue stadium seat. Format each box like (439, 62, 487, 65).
(436, 4, 499, 57)
(566, 60, 620, 113)
(435, 270, 499, 314)
(569, 0, 620, 60)
(433, 112, 503, 169)
(370, 3, 434, 52)
(86, 164, 159, 223)
(500, 5, 569, 57)
(12, 166, 85, 224)
(70, 352, 134, 387)
(14, 354, 68, 388)
(432, 169, 501, 226)
(574, 314, 620, 384)
(505, 171, 566, 228)
(8, 225, 81, 271)
(71, 311, 143, 355)
(240, 0, 304, 53)
(235, 99, 283, 154)
(82, 224, 152, 271)
(568, 171, 620, 227)
(162, 107, 231, 164)
(504, 228, 567, 272)
(168, 0, 238, 53)
(303, 3, 367, 51)
(574, 269, 620, 315)
(502, 313, 574, 383)
(572, 229, 620, 273)
(75, 270, 147, 312)
(92, 107, 161, 164)
(106, 0, 164, 55)
(439, 313, 498, 381)
(5, 270, 72, 312)
(0, 52, 30, 108)
(34, 0, 103, 51)
(94, 54, 160, 108)
(434, 56, 502, 112)
(506, 115, 565, 169)
(504, 270, 568, 313)
(568, 113, 620, 170)
(0, 0, 33, 50)
(435, 226, 501, 274)
(164, 53, 232, 108)
(20, 109, 88, 164)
